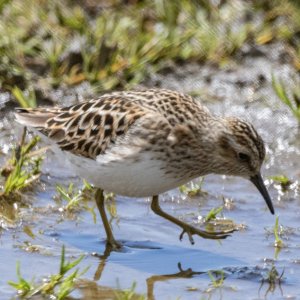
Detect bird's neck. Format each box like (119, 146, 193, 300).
(193, 117, 230, 176)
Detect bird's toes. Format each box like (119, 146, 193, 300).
(179, 229, 195, 245)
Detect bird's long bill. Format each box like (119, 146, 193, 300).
(250, 173, 274, 215)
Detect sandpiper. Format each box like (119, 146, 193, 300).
(15, 88, 274, 249)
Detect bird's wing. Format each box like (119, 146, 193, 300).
(15, 95, 152, 159)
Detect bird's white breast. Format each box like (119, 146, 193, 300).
(65, 150, 183, 197)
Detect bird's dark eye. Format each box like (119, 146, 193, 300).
(238, 152, 250, 162)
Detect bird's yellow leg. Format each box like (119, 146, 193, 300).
(95, 188, 121, 249)
(151, 195, 235, 245)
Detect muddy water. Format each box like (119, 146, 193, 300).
(1, 42, 300, 299)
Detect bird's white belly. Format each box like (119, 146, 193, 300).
(66, 151, 183, 197)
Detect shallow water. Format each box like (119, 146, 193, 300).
(1, 42, 300, 299)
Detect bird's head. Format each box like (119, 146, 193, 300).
(214, 117, 274, 214)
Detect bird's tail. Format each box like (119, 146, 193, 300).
(15, 107, 59, 128)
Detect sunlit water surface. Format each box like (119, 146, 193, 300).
(0, 43, 300, 300)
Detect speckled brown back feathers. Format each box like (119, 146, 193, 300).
(15, 89, 209, 159)
(45, 97, 147, 158)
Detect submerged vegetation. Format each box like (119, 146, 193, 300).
(205, 270, 236, 296)
(115, 282, 145, 300)
(260, 265, 284, 296)
(8, 245, 88, 299)
(207, 270, 225, 290)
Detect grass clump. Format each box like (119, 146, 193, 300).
(272, 75, 300, 126)
(8, 262, 33, 297)
(0, 129, 44, 200)
(273, 216, 284, 249)
(179, 177, 207, 197)
(269, 174, 293, 192)
(205, 207, 223, 222)
(8, 245, 88, 299)
(11, 86, 37, 108)
(55, 182, 118, 224)
(203, 206, 238, 236)
(55, 180, 93, 210)
(1, 0, 300, 101)
(55, 180, 96, 222)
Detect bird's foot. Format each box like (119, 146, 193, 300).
(179, 223, 236, 245)
(106, 238, 122, 251)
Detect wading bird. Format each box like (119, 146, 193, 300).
(15, 89, 274, 249)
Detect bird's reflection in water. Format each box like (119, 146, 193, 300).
(93, 244, 116, 281)
(92, 243, 204, 300)
(146, 263, 204, 300)
(87, 244, 287, 300)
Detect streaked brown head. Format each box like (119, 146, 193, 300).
(216, 117, 274, 214)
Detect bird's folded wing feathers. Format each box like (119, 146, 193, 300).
(14, 97, 156, 159)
